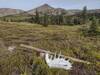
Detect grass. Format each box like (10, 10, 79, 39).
(0, 22, 100, 75)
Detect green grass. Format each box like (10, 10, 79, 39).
(0, 22, 100, 75)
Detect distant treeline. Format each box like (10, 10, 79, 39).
(0, 6, 100, 26)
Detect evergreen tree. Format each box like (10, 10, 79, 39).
(35, 9, 40, 24)
(42, 13, 48, 27)
(59, 14, 64, 25)
(88, 16, 98, 36)
(82, 6, 88, 24)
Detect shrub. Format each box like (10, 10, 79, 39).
(32, 57, 51, 75)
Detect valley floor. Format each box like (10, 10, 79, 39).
(0, 22, 100, 75)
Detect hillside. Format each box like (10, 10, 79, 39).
(0, 22, 100, 75)
(27, 4, 81, 15)
(28, 4, 55, 15)
(0, 8, 24, 17)
(88, 9, 100, 13)
(28, 4, 100, 16)
(0, 4, 100, 22)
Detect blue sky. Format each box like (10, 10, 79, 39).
(0, 0, 100, 10)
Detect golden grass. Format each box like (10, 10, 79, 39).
(0, 22, 100, 75)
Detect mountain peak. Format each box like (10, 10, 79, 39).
(27, 4, 81, 15)
(39, 4, 54, 9)
(42, 4, 50, 7)
(28, 4, 54, 14)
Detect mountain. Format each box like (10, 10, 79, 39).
(0, 4, 100, 17)
(0, 8, 24, 17)
(27, 4, 81, 15)
(28, 4, 55, 15)
(88, 9, 100, 13)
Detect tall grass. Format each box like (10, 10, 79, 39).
(0, 22, 100, 75)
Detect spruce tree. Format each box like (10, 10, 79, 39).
(88, 16, 98, 35)
(35, 9, 40, 24)
(82, 6, 88, 24)
(43, 13, 48, 27)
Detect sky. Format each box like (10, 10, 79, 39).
(0, 0, 100, 10)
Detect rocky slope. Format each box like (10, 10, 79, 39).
(0, 8, 24, 17)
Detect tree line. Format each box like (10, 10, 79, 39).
(32, 6, 100, 27)
(0, 6, 100, 27)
